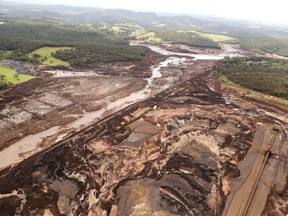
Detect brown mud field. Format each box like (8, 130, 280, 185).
(0, 43, 287, 216)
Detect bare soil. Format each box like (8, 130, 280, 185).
(0, 43, 287, 216)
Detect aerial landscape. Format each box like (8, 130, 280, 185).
(0, 0, 287, 215)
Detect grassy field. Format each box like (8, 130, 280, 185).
(179, 30, 236, 43)
(110, 26, 126, 33)
(136, 32, 162, 42)
(29, 47, 71, 66)
(0, 65, 34, 85)
(152, 28, 220, 48)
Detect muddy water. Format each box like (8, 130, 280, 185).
(150, 57, 186, 78)
(0, 126, 61, 169)
(131, 41, 243, 59)
(69, 56, 188, 129)
(144, 44, 223, 59)
(0, 43, 230, 170)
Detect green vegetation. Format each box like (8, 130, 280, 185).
(3, 3, 288, 68)
(239, 38, 288, 56)
(217, 57, 288, 99)
(29, 47, 71, 66)
(0, 20, 148, 65)
(179, 30, 236, 43)
(53, 44, 148, 66)
(0, 51, 12, 60)
(0, 23, 127, 45)
(0, 65, 34, 90)
(110, 26, 126, 34)
(136, 32, 162, 42)
(152, 27, 220, 48)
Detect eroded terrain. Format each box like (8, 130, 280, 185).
(0, 43, 287, 216)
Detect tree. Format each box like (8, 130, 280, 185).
(0, 74, 5, 80)
(32, 53, 41, 58)
(14, 73, 19, 80)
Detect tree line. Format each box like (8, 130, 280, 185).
(217, 57, 288, 99)
(0, 22, 146, 64)
(239, 37, 288, 57)
(53, 44, 148, 66)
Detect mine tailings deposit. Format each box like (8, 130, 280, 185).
(0, 42, 287, 216)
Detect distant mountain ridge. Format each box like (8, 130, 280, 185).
(1, 0, 288, 39)
(0, 1, 205, 28)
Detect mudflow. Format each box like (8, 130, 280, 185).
(0, 42, 287, 216)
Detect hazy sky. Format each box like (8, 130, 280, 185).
(13, 0, 288, 24)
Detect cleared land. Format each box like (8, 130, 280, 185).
(29, 47, 71, 66)
(136, 31, 162, 42)
(110, 26, 126, 33)
(179, 30, 236, 42)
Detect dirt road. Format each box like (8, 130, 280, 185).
(222, 125, 278, 216)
